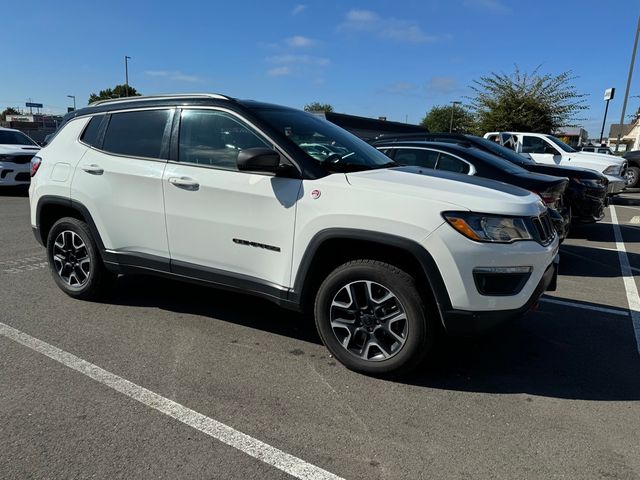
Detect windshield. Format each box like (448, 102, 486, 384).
(0, 130, 38, 146)
(546, 135, 576, 153)
(468, 135, 537, 165)
(251, 107, 395, 171)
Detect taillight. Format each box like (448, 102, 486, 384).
(532, 189, 562, 206)
(30, 156, 42, 177)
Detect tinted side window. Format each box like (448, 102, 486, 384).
(178, 110, 269, 170)
(394, 149, 438, 169)
(521, 136, 547, 154)
(80, 116, 104, 147)
(102, 110, 171, 159)
(436, 153, 470, 174)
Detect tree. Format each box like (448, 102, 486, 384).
(304, 102, 334, 112)
(420, 104, 475, 133)
(468, 66, 587, 134)
(1, 107, 21, 121)
(88, 84, 141, 104)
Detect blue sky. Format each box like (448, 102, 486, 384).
(3, 0, 639, 137)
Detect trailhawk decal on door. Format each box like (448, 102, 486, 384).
(232, 238, 281, 252)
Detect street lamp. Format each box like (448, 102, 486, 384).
(124, 55, 132, 97)
(615, 15, 640, 152)
(67, 95, 76, 111)
(449, 101, 462, 133)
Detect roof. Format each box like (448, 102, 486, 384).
(609, 123, 635, 139)
(0, 126, 20, 132)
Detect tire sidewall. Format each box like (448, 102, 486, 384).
(626, 167, 640, 188)
(46, 218, 101, 298)
(314, 262, 430, 375)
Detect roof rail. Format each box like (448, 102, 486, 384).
(89, 93, 230, 107)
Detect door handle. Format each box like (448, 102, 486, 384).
(81, 164, 104, 175)
(168, 176, 199, 191)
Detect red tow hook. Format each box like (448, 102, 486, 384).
(530, 301, 540, 312)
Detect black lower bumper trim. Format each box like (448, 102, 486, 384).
(441, 262, 557, 335)
(32, 226, 44, 246)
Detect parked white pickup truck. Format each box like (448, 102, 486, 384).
(484, 132, 627, 194)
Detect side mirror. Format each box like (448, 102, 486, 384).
(237, 148, 281, 173)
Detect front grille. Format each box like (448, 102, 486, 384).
(530, 211, 556, 246)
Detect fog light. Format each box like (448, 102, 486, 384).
(473, 266, 533, 296)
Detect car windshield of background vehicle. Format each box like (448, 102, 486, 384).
(546, 135, 576, 153)
(471, 136, 537, 165)
(252, 107, 396, 171)
(0, 130, 38, 146)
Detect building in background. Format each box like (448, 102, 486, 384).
(312, 111, 426, 141)
(608, 115, 640, 153)
(554, 127, 589, 147)
(0, 114, 63, 144)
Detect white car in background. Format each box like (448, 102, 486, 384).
(0, 127, 40, 186)
(484, 132, 627, 194)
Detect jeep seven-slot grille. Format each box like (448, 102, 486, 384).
(530, 211, 556, 246)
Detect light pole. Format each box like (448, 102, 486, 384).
(124, 55, 132, 97)
(599, 88, 614, 144)
(67, 95, 76, 111)
(449, 101, 461, 133)
(615, 15, 640, 152)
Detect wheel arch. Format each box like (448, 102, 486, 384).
(36, 195, 107, 254)
(290, 229, 452, 326)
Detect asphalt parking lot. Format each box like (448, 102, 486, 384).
(1, 188, 639, 480)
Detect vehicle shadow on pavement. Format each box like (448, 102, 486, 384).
(406, 303, 640, 401)
(0, 186, 29, 197)
(106, 275, 640, 401)
(558, 243, 640, 277)
(107, 274, 322, 344)
(568, 222, 640, 243)
(612, 195, 640, 207)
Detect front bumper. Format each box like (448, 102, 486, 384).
(422, 221, 559, 327)
(441, 260, 557, 335)
(0, 161, 30, 186)
(569, 185, 607, 223)
(606, 175, 626, 195)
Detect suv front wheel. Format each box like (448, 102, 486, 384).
(314, 259, 433, 376)
(46, 217, 115, 300)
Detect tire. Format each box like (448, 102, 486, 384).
(46, 217, 115, 300)
(625, 166, 640, 188)
(314, 259, 433, 376)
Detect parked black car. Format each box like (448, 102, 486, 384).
(374, 133, 608, 224)
(373, 140, 570, 238)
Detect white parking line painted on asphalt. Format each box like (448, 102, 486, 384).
(609, 205, 640, 356)
(0, 321, 344, 480)
(540, 297, 629, 317)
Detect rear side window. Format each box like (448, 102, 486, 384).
(102, 110, 171, 159)
(80, 116, 104, 147)
(436, 153, 470, 174)
(394, 148, 438, 168)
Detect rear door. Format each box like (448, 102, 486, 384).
(71, 108, 172, 265)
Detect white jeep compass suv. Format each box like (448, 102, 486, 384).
(29, 94, 559, 375)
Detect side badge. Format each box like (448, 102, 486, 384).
(311, 189, 321, 199)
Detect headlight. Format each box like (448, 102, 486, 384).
(442, 211, 533, 243)
(572, 177, 605, 188)
(603, 165, 621, 175)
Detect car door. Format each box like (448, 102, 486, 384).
(162, 108, 302, 289)
(521, 135, 561, 165)
(72, 109, 173, 265)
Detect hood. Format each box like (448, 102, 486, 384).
(346, 166, 547, 217)
(523, 163, 606, 180)
(570, 151, 624, 165)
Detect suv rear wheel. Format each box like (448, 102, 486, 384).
(314, 259, 433, 376)
(625, 166, 640, 188)
(46, 217, 115, 300)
